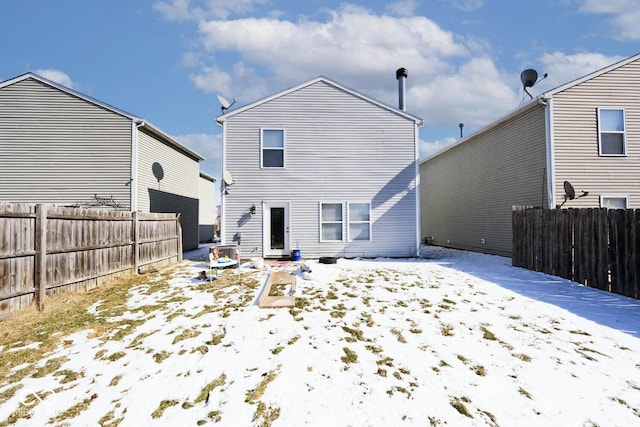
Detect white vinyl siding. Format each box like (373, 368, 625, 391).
(0, 78, 132, 207)
(552, 57, 640, 208)
(348, 202, 371, 241)
(597, 108, 626, 156)
(320, 202, 344, 242)
(221, 80, 419, 258)
(421, 102, 547, 257)
(261, 129, 285, 168)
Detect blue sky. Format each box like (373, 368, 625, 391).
(2, 0, 639, 194)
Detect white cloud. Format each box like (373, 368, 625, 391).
(440, 0, 485, 12)
(385, 0, 418, 17)
(579, 0, 640, 40)
(154, 0, 267, 21)
(420, 136, 458, 159)
(34, 69, 74, 88)
(535, 51, 627, 91)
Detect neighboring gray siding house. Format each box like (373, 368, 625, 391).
(217, 75, 423, 259)
(421, 53, 640, 256)
(199, 171, 216, 243)
(0, 72, 204, 250)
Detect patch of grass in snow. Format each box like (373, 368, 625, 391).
(51, 393, 98, 423)
(457, 354, 468, 363)
(365, 344, 383, 354)
(104, 351, 127, 362)
(569, 329, 591, 336)
(480, 326, 497, 341)
(53, 369, 83, 384)
(391, 328, 407, 343)
(440, 324, 454, 336)
(191, 345, 208, 355)
(450, 396, 473, 418)
(206, 331, 225, 346)
(387, 386, 410, 398)
(153, 351, 171, 363)
(271, 346, 284, 355)
(518, 387, 532, 399)
(253, 402, 281, 426)
(172, 328, 201, 345)
(0, 384, 22, 405)
(473, 365, 486, 376)
(513, 353, 532, 362)
(195, 373, 227, 404)
(330, 303, 347, 318)
(342, 326, 367, 342)
(151, 400, 179, 419)
(245, 367, 279, 404)
(288, 335, 300, 345)
(376, 356, 394, 367)
(360, 312, 375, 327)
(109, 375, 122, 387)
(98, 409, 123, 426)
(32, 356, 69, 378)
(166, 308, 186, 321)
(362, 296, 371, 307)
(127, 330, 159, 349)
(341, 347, 358, 364)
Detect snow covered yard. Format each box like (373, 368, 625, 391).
(1, 247, 639, 426)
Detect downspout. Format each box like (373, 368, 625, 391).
(131, 120, 143, 211)
(540, 97, 555, 209)
(414, 122, 421, 257)
(218, 120, 227, 246)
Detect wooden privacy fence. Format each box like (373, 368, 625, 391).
(512, 206, 639, 300)
(0, 203, 183, 318)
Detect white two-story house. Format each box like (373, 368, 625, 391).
(216, 71, 423, 259)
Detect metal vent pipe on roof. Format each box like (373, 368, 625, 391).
(396, 67, 408, 111)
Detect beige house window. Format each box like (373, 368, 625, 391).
(320, 202, 344, 241)
(597, 108, 626, 156)
(600, 195, 628, 209)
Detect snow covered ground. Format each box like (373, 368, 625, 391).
(1, 246, 640, 426)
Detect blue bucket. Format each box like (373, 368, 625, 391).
(291, 249, 301, 261)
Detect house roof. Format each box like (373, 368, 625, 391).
(421, 52, 640, 164)
(215, 75, 424, 126)
(199, 171, 216, 182)
(540, 52, 640, 99)
(0, 72, 205, 161)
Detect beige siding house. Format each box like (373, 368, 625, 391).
(217, 74, 423, 259)
(0, 72, 205, 250)
(421, 53, 640, 257)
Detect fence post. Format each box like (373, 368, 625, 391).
(35, 204, 47, 310)
(132, 211, 139, 274)
(176, 213, 183, 261)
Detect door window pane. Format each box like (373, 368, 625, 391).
(270, 207, 285, 249)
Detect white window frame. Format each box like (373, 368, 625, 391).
(260, 128, 286, 168)
(319, 202, 344, 242)
(348, 202, 372, 242)
(599, 195, 629, 209)
(597, 108, 627, 156)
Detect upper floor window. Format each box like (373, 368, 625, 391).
(597, 108, 626, 156)
(348, 202, 371, 241)
(261, 129, 285, 168)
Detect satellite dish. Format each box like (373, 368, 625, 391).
(217, 94, 237, 113)
(558, 180, 588, 208)
(520, 69, 548, 99)
(563, 180, 576, 200)
(223, 170, 234, 186)
(520, 69, 538, 88)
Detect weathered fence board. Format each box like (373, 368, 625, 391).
(0, 203, 182, 319)
(513, 206, 639, 300)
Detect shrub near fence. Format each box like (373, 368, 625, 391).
(512, 206, 639, 300)
(0, 203, 183, 319)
